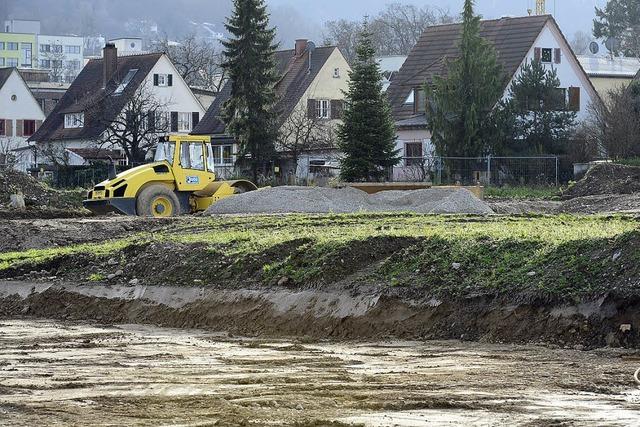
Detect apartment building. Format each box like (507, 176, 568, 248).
(1, 20, 84, 82)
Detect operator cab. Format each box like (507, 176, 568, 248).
(154, 137, 216, 174)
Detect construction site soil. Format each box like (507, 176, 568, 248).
(1, 214, 639, 350)
(1, 319, 639, 426)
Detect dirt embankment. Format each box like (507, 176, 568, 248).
(0, 281, 638, 349)
(559, 163, 640, 214)
(0, 170, 87, 218)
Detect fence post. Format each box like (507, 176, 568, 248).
(555, 156, 559, 187)
(487, 155, 492, 187)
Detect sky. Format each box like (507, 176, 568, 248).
(268, 0, 610, 41)
(0, 0, 612, 48)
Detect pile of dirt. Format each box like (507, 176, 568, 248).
(206, 186, 494, 215)
(0, 170, 84, 210)
(563, 163, 640, 199)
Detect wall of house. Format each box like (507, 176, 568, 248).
(590, 76, 634, 101)
(288, 48, 352, 178)
(508, 22, 598, 121)
(145, 55, 206, 133)
(393, 128, 433, 182)
(0, 70, 45, 171)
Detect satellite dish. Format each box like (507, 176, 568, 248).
(605, 37, 620, 52)
(589, 42, 600, 55)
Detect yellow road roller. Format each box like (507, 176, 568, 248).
(83, 135, 257, 217)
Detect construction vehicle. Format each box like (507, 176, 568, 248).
(83, 135, 257, 217)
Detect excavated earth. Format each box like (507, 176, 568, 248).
(1, 214, 640, 424)
(0, 319, 639, 426)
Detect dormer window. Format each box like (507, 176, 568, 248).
(414, 88, 426, 113)
(404, 91, 415, 105)
(64, 112, 84, 129)
(114, 69, 138, 95)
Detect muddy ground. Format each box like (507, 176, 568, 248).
(0, 319, 638, 426)
(0, 217, 172, 252)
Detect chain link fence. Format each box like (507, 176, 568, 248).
(393, 155, 568, 187)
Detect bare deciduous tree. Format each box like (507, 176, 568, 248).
(401, 156, 436, 183)
(38, 141, 72, 167)
(570, 31, 593, 55)
(41, 50, 68, 83)
(277, 105, 335, 177)
(584, 84, 640, 160)
(150, 34, 226, 92)
(0, 138, 18, 169)
(98, 83, 172, 164)
(277, 104, 343, 180)
(323, 3, 455, 62)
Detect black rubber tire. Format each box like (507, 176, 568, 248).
(136, 185, 180, 217)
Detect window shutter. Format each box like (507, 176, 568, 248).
(0, 119, 4, 136)
(307, 99, 316, 119)
(568, 87, 581, 111)
(330, 100, 344, 120)
(170, 111, 178, 132)
(153, 74, 159, 86)
(554, 48, 561, 64)
(192, 112, 200, 128)
(16, 120, 23, 137)
(534, 47, 542, 62)
(6, 120, 12, 137)
(147, 111, 156, 132)
(168, 74, 173, 87)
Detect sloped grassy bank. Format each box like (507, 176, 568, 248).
(1, 214, 639, 347)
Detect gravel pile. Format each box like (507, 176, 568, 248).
(206, 186, 494, 215)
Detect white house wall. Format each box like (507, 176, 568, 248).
(394, 20, 598, 177)
(146, 55, 205, 120)
(0, 70, 45, 171)
(290, 48, 351, 178)
(506, 21, 597, 121)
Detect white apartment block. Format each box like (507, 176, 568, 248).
(37, 34, 84, 83)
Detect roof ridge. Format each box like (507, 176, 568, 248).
(422, 14, 550, 31)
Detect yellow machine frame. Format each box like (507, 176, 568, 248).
(83, 135, 256, 217)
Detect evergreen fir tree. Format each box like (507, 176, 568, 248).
(338, 24, 399, 182)
(498, 60, 577, 155)
(222, 0, 279, 182)
(425, 0, 505, 157)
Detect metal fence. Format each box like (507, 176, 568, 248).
(392, 155, 564, 187)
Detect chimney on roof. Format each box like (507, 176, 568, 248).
(103, 43, 118, 88)
(295, 39, 308, 57)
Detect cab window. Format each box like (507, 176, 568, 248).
(206, 144, 215, 172)
(180, 142, 205, 171)
(154, 142, 175, 165)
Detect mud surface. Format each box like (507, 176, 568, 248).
(0, 217, 172, 252)
(0, 319, 638, 426)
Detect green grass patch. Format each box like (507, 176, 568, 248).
(484, 186, 561, 200)
(2, 213, 639, 300)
